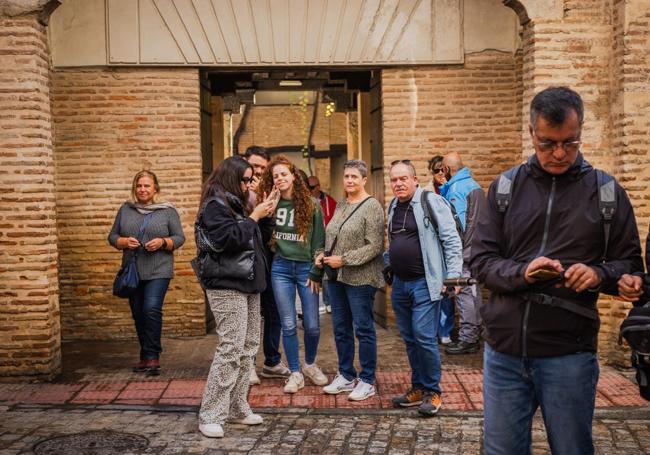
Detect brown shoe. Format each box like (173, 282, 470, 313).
(132, 360, 148, 373)
(418, 392, 442, 416)
(392, 388, 424, 407)
(145, 359, 161, 376)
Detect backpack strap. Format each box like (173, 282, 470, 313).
(596, 169, 616, 262)
(495, 164, 522, 213)
(420, 190, 438, 234)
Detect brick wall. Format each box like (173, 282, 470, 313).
(382, 50, 523, 204)
(51, 68, 205, 341)
(0, 15, 61, 380)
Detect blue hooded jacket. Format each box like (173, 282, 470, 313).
(440, 167, 481, 231)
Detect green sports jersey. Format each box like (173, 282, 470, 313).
(273, 198, 325, 281)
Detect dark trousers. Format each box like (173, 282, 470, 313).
(129, 278, 170, 360)
(261, 274, 282, 367)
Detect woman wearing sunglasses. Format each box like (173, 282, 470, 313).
(197, 156, 279, 438)
(257, 155, 326, 394)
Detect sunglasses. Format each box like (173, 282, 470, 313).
(241, 176, 253, 184)
(432, 168, 444, 174)
(391, 159, 412, 166)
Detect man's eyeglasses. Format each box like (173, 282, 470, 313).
(241, 177, 253, 184)
(391, 159, 412, 166)
(308, 184, 318, 190)
(533, 131, 581, 153)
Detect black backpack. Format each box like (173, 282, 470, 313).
(620, 303, 650, 401)
(420, 190, 464, 241)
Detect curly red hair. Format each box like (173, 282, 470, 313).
(257, 155, 314, 244)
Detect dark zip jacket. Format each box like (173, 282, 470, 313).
(200, 193, 274, 294)
(470, 153, 643, 357)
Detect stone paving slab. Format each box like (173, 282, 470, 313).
(1, 368, 648, 411)
(1, 405, 650, 454)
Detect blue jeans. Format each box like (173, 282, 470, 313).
(439, 296, 454, 339)
(260, 277, 282, 367)
(326, 281, 377, 384)
(271, 256, 320, 372)
(483, 343, 598, 455)
(128, 278, 170, 360)
(391, 276, 442, 394)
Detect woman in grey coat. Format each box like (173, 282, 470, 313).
(108, 170, 185, 375)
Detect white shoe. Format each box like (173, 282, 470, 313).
(260, 361, 291, 378)
(249, 368, 261, 385)
(325, 305, 332, 314)
(303, 362, 328, 386)
(322, 373, 356, 395)
(229, 414, 263, 425)
(348, 380, 376, 401)
(283, 372, 305, 393)
(440, 336, 452, 345)
(199, 423, 224, 438)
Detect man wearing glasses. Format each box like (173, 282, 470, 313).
(307, 175, 337, 227)
(470, 87, 642, 454)
(386, 160, 462, 416)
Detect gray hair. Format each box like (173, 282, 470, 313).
(343, 159, 368, 178)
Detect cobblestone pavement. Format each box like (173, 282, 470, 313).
(1, 405, 649, 454)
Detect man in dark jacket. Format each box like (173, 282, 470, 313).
(470, 87, 643, 455)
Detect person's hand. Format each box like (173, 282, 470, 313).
(322, 255, 344, 269)
(315, 252, 325, 269)
(250, 194, 276, 221)
(618, 274, 644, 302)
(144, 238, 165, 251)
(265, 188, 280, 214)
(249, 175, 261, 192)
(564, 263, 602, 293)
(524, 256, 564, 284)
(124, 237, 140, 250)
(307, 278, 321, 294)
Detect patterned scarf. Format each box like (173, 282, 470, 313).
(128, 201, 177, 215)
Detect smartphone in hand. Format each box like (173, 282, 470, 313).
(527, 268, 562, 282)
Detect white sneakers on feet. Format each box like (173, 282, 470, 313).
(260, 361, 291, 379)
(284, 372, 305, 393)
(440, 336, 452, 345)
(323, 373, 356, 395)
(302, 362, 328, 386)
(249, 368, 261, 385)
(229, 414, 263, 425)
(199, 423, 224, 438)
(348, 380, 376, 401)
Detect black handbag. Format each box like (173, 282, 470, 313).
(191, 196, 257, 283)
(324, 197, 372, 282)
(113, 213, 154, 298)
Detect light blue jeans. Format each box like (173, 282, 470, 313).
(271, 256, 320, 372)
(483, 343, 598, 455)
(391, 276, 442, 394)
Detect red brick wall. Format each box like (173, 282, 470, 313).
(0, 15, 61, 380)
(382, 50, 523, 201)
(51, 68, 205, 341)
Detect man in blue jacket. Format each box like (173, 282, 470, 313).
(440, 152, 485, 354)
(386, 160, 462, 416)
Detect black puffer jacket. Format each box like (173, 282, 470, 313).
(470, 153, 643, 357)
(200, 193, 274, 294)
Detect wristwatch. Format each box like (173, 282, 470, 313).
(161, 238, 168, 250)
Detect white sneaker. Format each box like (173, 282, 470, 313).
(325, 305, 332, 314)
(322, 373, 356, 395)
(283, 372, 305, 393)
(249, 368, 261, 385)
(229, 414, 263, 425)
(440, 336, 452, 345)
(303, 362, 328, 386)
(348, 380, 376, 401)
(260, 361, 291, 378)
(199, 423, 224, 438)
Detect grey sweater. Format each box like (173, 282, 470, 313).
(324, 197, 385, 289)
(108, 203, 185, 280)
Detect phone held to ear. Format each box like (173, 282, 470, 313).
(527, 268, 562, 282)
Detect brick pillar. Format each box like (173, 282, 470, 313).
(0, 12, 61, 380)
